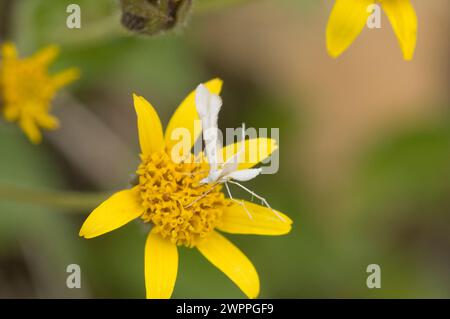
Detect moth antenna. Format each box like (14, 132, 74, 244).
(239, 122, 246, 159)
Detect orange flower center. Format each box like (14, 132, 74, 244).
(137, 151, 225, 247)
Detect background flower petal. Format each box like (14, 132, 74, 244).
(1, 42, 18, 59)
(79, 187, 143, 239)
(326, 0, 374, 58)
(218, 200, 292, 235)
(19, 115, 42, 144)
(197, 231, 260, 299)
(30, 45, 59, 67)
(51, 68, 81, 89)
(133, 94, 165, 156)
(381, 0, 418, 60)
(145, 229, 179, 299)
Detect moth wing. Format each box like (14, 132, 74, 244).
(195, 84, 222, 130)
(208, 94, 222, 126)
(195, 84, 210, 118)
(196, 84, 223, 170)
(227, 168, 262, 182)
(218, 151, 240, 179)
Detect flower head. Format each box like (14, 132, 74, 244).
(79, 79, 292, 299)
(0, 42, 80, 143)
(326, 0, 418, 60)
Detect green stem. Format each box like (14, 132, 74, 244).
(43, 0, 255, 46)
(0, 184, 110, 212)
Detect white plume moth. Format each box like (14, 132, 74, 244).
(185, 84, 285, 221)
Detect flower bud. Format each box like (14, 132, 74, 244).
(120, 0, 192, 36)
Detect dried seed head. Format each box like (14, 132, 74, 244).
(120, 0, 192, 36)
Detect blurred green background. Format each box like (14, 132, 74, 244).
(0, 0, 449, 298)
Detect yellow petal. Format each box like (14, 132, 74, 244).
(133, 94, 165, 156)
(220, 138, 278, 170)
(3, 105, 20, 121)
(145, 229, 178, 299)
(35, 112, 60, 130)
(164, 78, 223, 151)
(79, 187, 143, 239)
(51, 68, 80, 89)
(326, 0, 374, 58)
(31, 45, 60, 66)
(197, 231, 260, 299)
(381, 0, 417, 61)
(218, 200, 292, 235)
(19, 116, 42, 144)
(1, 42, 18, 59)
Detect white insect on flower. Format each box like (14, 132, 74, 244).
(187, 84, 285, 221)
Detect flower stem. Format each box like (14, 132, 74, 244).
(0, 184, 110, 212)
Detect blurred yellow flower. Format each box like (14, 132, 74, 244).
(326, 0, 417, 60)
(0, 43, 80, 143)
(79, 79, 292, 299)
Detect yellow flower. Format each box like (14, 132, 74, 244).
(79, 79, 292, 299)
(0, 42, 80, 143)
(326, 0, 418, 60)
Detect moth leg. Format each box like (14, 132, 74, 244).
(228, 180, 286, 222)
(225, 181, 252, 219)
(184, 183, 219, 208)
(180, 169, 209, 177)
